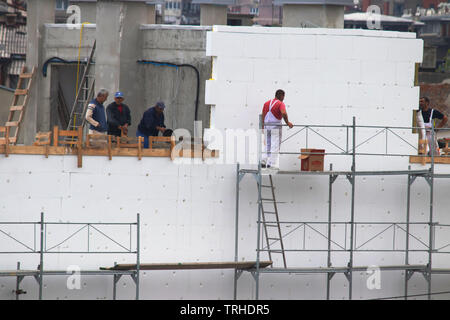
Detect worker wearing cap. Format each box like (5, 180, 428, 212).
(106, 91, 131, 137)
(137, 101, 167, 148)
(261, 89, 293, 170)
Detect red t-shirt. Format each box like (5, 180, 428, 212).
(262, 99, 286, 121)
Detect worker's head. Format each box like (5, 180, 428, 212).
(155, 101, 166, 114)
(275, 89, 285, 102)
(419, 96, 430, 110)
(114, 91, 124, 104)
(97, 89, 109, 103)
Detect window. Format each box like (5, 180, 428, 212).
(55, 0, 68, 10)
(250, 7, 259, 15)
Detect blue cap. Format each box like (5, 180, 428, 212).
(155, 101, 166, 109)
(115, 91, 124, 98)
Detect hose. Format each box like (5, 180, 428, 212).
(137, 60, 200, 121)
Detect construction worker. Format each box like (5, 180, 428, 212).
(106, 91, 131, 137)
(419, 96, 448, 156)
(136, 101, 167, 148)
(85, 89, 109, 135)
(261, 89, 293, 169)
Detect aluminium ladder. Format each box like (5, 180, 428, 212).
(1, 66, 36, 145)
(259, 174, 287, 268)
(67, 40, 96, 131)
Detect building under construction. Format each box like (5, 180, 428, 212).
(0, 0, 450, 300)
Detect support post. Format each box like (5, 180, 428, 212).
(348, 117, 356, 300)
(405, 167, 412, 300)
(234, 162, 240, 300)
(39, 212, 44, 300)
(136, 213, 140, 300)
(255, 116, 263, 300)
(326, 163, 336, 300)
(427, 125, 435, 300)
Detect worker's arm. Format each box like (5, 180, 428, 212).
(156, 114, 166, 133)
(85, 103, 99, 128)
(437, 114, 448, 129)
(281, 110, 293, 129)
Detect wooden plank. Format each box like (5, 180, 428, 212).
(409, 156, 450, 164)
(9, 105, 24, 111)
(0, 145, 219, 158)
(14, 89, 28, 96)
(5, 121, 19, 127)
(0, 145, 66, 155)
(100, 261, 273, 271)
(19, 73, 33, 79)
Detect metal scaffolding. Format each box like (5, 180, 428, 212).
(0, 213, 140, 300)
(234, 117, 450, 300)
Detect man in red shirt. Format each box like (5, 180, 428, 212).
(261, 89, 293, 169)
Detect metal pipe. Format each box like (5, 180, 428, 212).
(234, 162, 240, 300)
(428, 125, 436, 300)
(327, 163, 333, 300)
(349, 117, 356, 300)
(405, 167, 412, 300)
(39, 212, 44, 300)
(136, 213, 140, 300)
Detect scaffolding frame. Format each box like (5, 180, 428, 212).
(234, 117, 450, 300)
(0, 212, 140, 300)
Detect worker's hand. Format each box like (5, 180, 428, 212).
(159, 127, 166, 133)
(287, 121, 293, 129)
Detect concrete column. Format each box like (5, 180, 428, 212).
(282, 4, 344, 28)
(200, 4, 228, 25)
(95, 0, 148, 136)
(147, 4, 156, 24)
(24, 0, 55, 145)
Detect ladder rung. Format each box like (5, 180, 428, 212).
(265, 224, 279, 227)
(7, 137, 17, 143)
(5, 121, 19, 127)
(14, 89, 28, 95)
(263, 211, 276, 214)
(268, 250, 284, 253)
(261, 198, 275, 201)
(261, 185, 272, 188)
(10, 105, 24, 111)
(267, 237, 280, 241)
(20, 73, 33, 79)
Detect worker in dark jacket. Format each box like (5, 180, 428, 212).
(136, 101, 166, 148)
(106, 91, 131, 137)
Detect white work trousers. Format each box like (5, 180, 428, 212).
(262, 128, 281, 168)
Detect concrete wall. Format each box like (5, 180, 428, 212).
(282, 4, 344, 28)
(41, 24, 211, 136)
(0, 86, 14, 125)
(140, 25, 212, 134)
